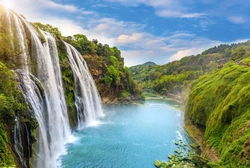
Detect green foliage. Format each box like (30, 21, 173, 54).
(106, 65, 120, 85)
(0, 61, 34, 166)
(154, 139, 217, 168)
(103, 75, 112, 87)
(0, 123, 15, 167)
(33, 22, 62, 38)
(109, 56, 119, 68)
(186, 52, 250, 167)
(64, 34, 92, 55)
(120, 90, 130, 98)
(0, 62, 27, 120)
(129, 41, 250, 100)
(64, 33, 144, 102)
(231, 46, 247, 61)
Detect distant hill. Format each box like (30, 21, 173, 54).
(129, 41, 250, 98)
(141, 61, 157, 66)
(130, 61, 157, 68)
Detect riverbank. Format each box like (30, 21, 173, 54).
(184, 115, 219, 163)
(151, 90, 220, 166)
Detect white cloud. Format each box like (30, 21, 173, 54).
(121, 35, 223, 66)
(168, 48, 202, 62)
(43, 0, 78, 12)
(108, 0, 205, 18)
(228, 16, 247, 24)
(116, 33, 144, 45)
(156, 9, 204, 18)
(121, 49, 169, 67)
(1, 0, 248, 68)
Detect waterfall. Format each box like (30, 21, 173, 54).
(5, 7, 104, 168)
(11, 14, 71, 167)
(64, 42, 104, 128)
(14, 117, 27, 168)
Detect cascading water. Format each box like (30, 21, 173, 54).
(14, 117, 27, 168)
(10, 13, 71, 167)
(64, 42, 104, 128)
(4, 7, 103, 168)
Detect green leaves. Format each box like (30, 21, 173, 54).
(33, 22, 62, 38)
(105, 65, 120, 85)
(0, 123, 15, 167)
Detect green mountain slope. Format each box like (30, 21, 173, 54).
(129, 42, 249, 101)
(130, 61, 157, 68)
(186, 49, 250, 167)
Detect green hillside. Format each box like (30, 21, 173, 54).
(185, 44, 250, 167)
(129, 42, 249, 101)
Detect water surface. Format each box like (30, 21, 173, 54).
(60, 99, 192, 168)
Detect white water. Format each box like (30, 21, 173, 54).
(64, 42, 104, 128)
(14, 117, 27, 168)
(5, 9, 103, 168)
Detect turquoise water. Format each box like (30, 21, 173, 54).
(60, 99, 192, 168)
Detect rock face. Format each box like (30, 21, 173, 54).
(83, 55, 144, 104)
(185, 58, 250, 167)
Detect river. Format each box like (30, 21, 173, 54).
(59, 98, 192, 168)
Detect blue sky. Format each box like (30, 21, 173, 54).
(1, 0, 250, 66)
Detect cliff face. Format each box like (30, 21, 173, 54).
(83, 55, 144, 104)
(62, 34, 144, 104)
(186, 59, 250, 167)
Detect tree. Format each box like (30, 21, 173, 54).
(231, 46, 246, 61)
(33, 22, 62, 37)
(109, 56, 119, 68)
(106, 65, 120, 85)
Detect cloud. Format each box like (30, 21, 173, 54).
(156, 9, 204, 18)
(121, 49, 170, 67)
(116, 33, 144, 45)
(107, 28, 225, 66)
(42, 0, 78, 12)
(168, 48, 203, 62)
(228, 16, 247, 24)
(2, 0, 248, 68)
(90, 18, 146, 37)
(107, 0, 205, 18)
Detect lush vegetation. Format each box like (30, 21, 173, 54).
(129, 42, 250, 100)
(33, 23, 144, 103)
(2, 4, 250, 167)
(0, 60, 37, 167)
(63, 34, 144, 103)
(186, 43, 250, 167)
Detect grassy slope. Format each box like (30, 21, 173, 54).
(186, 60, 250, 167)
